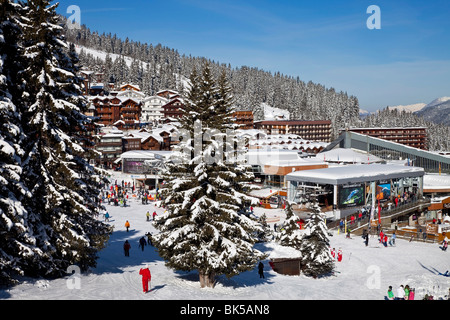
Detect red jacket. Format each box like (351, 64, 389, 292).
(139, 268, 151, 281)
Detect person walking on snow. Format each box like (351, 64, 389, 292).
(258, 261, 265, 279)
(337, 248, 343, 262)
(152, 211, 157, 220)
(139, 264, 151, 293)
(123, 240, 131, 257)
(125, 220, 130, 232)
(146, 211, 150, 221)
(139, 236, 147, 251)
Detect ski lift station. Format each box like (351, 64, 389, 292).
(286, 163, 426, 221)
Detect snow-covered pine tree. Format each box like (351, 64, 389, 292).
(0, 0, 40, 285)
(256, 213, 272, 243)
(18, 0, 111, 279)
(276, 201, 304, 250)
(299, 202, 334, 278)
(153, 63, 265, 288)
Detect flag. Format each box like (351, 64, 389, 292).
(407, 158, 410, 166)
(439, 162, 441, 175)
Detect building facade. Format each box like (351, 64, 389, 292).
(345, 127, 428, 150)
(254, 120, 332, 142)
(232, 111, 254, 130)
(141, 95, 168, 123)
(88, 84, 144, 128)
(162, 98, 185, 119)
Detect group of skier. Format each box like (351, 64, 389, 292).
(360, 228, 396, 248)
(330, 247, 343, 262)
(387, 284, 415, 300)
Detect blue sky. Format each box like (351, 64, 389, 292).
(56, 0, 450, 111)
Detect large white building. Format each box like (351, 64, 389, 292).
(141, 95, 168, 123)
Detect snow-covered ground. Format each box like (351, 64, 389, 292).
(1, 171, 449, 301)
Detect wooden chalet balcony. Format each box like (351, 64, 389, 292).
(122, 107, 140, 113)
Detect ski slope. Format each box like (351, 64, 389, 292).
(1, 171, 449, 301)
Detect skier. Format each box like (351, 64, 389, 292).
(104, 211, 110, 222)
(152, 211, 157, 220)
(139, 264, 151, 293)
(123, 240, 131, 257)
(389, 233, 396, 246)
(146, 211, 150, 221)
(258, 261, 264, 279)
(363, 231, 369, 247)
(330, 248, 336, 259)
(139, 236, 147, 251)
(442, 239, 448, 251)
(125, 220, 130, 232)
(337, 248, 343, 262)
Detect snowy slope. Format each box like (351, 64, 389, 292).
(424, 97, 450, 109)
(262, 103, 290, 121)
(74, 44, 191, 91)
(416, 97, 450, 125)
(1, 170, 449, 301)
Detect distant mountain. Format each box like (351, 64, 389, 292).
(359, 108, 371, 118)
(387, 102, 427, 113)
(415, 97, 450, 126)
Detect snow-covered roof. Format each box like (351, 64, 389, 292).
(317, 148, 382, 164)
(249, 187, 279, 199)
(245, 150, 300, 166)
(121, 150, 172, 160)
(156, 89, 178, 95)
(124, 130, 163, 143)
(143, 95, 169, 103)
(265, 157, 327, 167)
(423, 173, 450, 191)
(119, 83, 141, 91)
(235, 129, 267, 139)
(286, 163, 425, 185)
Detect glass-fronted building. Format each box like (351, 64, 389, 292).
(286, 163, 425, 220)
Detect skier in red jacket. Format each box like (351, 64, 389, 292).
(139, 264, 151, 293)
(337, 248, 343, 262)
